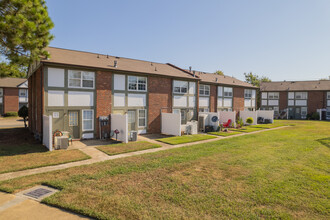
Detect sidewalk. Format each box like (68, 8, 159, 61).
(0, 126, 287, 182)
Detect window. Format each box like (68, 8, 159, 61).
(173, 80, 188, 94)
(274, 107, 279, 115)
(295, 92, 307, 99)
(261, 92, 267, 99)
(301, 107, 307, 116)
(224, 87, 233, 97)
(69, 112, 78, 126)
(268, 92, 279, 99)
(244, 89, 252, 98)
(199, 84, 210, 96)
(138, 109, 146, 127)
(82, 110, 94, 131)
(19, 89, 27, 97)
(199, 108, 209, 112)
(173, 109, 187, 124)
(327, 92, 330, 99)
(68, 70, 94, 88)
(128, 76, 147, 91)
(218, 86, 223, 97)
(326, 107, 330, 117)
(0, 88, 3, 96)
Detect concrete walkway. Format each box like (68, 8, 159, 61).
(0, 126, 287, 182)
(0, 191, 90, 219)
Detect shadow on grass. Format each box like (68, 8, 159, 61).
(317, 137, 330, 148)
(0, 128, 47, 156)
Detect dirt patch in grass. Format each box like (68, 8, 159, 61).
(97, 141, 161, 156)
(157, 134, 217, 145)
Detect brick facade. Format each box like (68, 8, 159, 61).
(233, 87, 244, 112)
(279, 91, 288, 111)
(209, 85, 217, 112)
(96, 71, 112, 138)
(308, 91, 326, 114)
(3, 88, 19, 113)
(28, 66, 43, 139)
(148, 76, 172, 133)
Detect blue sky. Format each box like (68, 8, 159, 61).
(46, 0, 330, 81)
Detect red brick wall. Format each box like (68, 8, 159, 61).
(279, 91, 288, 111)
(209, 85, 217, 112)
(3, 88, 19, 113)
(28, 66, 43, 137)
(308, 91, 325, 113)
(233, 87, 244, 112)
(96, 71, 112, 137)
(148, 76, 172, 133)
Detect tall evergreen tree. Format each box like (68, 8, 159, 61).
(0, 0, 54, 77)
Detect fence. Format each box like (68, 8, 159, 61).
(111, 114, 128, 143)
(42, 115, 53, 151)
(161, 113, 181, 136)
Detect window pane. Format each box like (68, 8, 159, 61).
(139, 119, 146, 127)
(83, 80, 93, 88)
(139, 109, 145, 117)
(69, 79, 81, 87)
(83, 110, 93, 120)
(129, 83, 137, 90)
(138, 84, 146, 91)
(83, 72, 94, 80)
(138, 77, 146, 84)
(129, 76, 137, 83)
(83, 120, 92, 130)
(174, 87, 180, 93)
(181, 87, 187, 93)
(205, 90, 210, 95)
(199, 89, 204, 95)
(69, 71, 81, 79)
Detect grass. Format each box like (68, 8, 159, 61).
(97, 141, 161, 156)
(0, 128, 90, 174)
(156, 134, 217, 145)
(0, 120, 329, 219)
(229, 126, 266, 133)
(208, 131, 241, 136)
(249, 123, 287, 129)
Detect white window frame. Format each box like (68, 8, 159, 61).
(224, 87, 233, 97)
(19, 89, 27, 97)
(138, 109, 147, 127)
(68, 70, 95, 89)
(199, 84, 210, 96)
(0, 88, 3, 96)
(295, 92, 307, 100)
(244, 89, 252, 98)
(268, 92, 279, 99)
(173, 80, 188, 94)
(82, 109, 94, 131)
(128, 76, 147, 92)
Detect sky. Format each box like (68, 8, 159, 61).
(45, 0, 330, 82)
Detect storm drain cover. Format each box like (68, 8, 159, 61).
(24, 188, 53, 199)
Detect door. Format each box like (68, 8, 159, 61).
(69, 111, 80, 139)
(127, 110, 136, 131)
(288, 107, 294, 119)
(295, 107, 301, 119)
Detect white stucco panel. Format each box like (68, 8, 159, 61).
(199, 97, 209, 107)
(173, 95, 187, 107)
(114, 93, 126, 107)
(114, 74, 126, 91)
(189, 96, 196, 107)
(223, 98, 232, 107)
(327, 100, 330, 106)
(127, 93, 146, 107)
(68, 91, 94, 106)
(268, 100, 279, 106)
(217, 98, 223, 107)
(48, 68, 64, 87)
(261, 99, 267, 106)
(244, 99, 252, 107)
(48, 90, 64, 106)
(189, 82, 196, 94)
(295, 100, 307, 106)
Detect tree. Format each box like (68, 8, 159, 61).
(214, 70, 224, 76)
(0, 0, 54, 77)
(244, 72, 271, 109)
(18, 105, 28, 128)
(0, 62, 26, 78)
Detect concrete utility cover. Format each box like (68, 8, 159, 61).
(24, 188, 52, 199)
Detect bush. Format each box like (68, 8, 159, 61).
(18, 106, 28, 128)
(311, 112, 320, 120)
(246, 117, 254, 124)
(4, 111, 18, 117)
(236, 117, 244, 128)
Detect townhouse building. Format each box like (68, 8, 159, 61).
(0, 77, 28, 115)
(260, 80, 330, 120)
(28, 47, 255, 141)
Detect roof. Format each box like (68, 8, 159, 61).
(260, 80, 330, 91)
(36, 47, 197, 80)
(187, 70, 256, 88)
(0, 77, 27, 88)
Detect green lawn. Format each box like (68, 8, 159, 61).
(208, 131, 241, 136)
(229, 126, 266, 133)
(249, 123, 287, 129)
(97, 141, 161, 156)
(157, 134, 217, 145)
(0, 128, 90, 174)
(0, 121, 329, 219)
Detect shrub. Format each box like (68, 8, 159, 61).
(236, 117, 244, 128)
(246, 117, 254, 124)
(18, 106, 28, 128)
(4, 111, 18, 117)
(311, 112, 320, 120)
